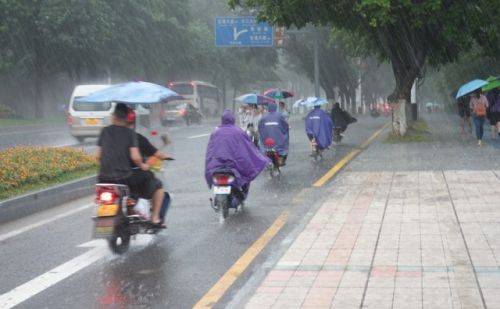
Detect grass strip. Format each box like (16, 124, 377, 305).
(385, 119, 432, 143)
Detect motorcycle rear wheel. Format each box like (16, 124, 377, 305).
(108, 224, 131, 254)
(215, 195, 229, 220)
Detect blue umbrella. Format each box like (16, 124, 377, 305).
(74, 81, 183, 105)
(300, 96, 328, 107)
(235, 93, 275, 105)
(456, 79, 488, 99)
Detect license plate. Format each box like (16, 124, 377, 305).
(213, 186, 231, 194)
(96, 204, 119, 217)
(94, 217, 115, 238)
(84, 118, 100, 125)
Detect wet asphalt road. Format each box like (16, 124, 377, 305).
(0, 115, 388, 308)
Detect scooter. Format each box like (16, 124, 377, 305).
(263, 137, 282, 178)
(209, 169, 247, 221)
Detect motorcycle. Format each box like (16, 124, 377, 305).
(245, 123, 259, 148)
(333, 127, 344, 143)
(263, 137, 283, 178)
(209, 169, 247, 221)
(92, 159, 173, 254)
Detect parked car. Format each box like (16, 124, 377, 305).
(67, 84, 113, 143)
(161, 102, 202, 126)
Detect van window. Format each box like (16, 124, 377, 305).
(170, 84, 194, 95)
(73, 98, 112, 111)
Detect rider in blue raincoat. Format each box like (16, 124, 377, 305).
(305, 105, 334, 151)
(258, 102, 289, 164)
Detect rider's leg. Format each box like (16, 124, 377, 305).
(151, 189, 165, 224)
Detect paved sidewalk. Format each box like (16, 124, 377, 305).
(240, 113, 500, 308)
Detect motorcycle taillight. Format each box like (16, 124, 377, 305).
(264, 137, 275, 148)
(213, 174, 234, 185)
(96, 187, 116, 205)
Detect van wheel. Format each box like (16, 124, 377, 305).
(76, 136, 85, 143)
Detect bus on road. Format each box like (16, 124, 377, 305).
(167, 81, 221, 117)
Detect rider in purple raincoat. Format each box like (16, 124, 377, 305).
(305, 105, 333, 150)
(258, 102, 289, 163)
(205, 110, 270, 189)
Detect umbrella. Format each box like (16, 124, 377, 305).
(455, 79, 488, 99)
(293, 98, 306, 108)
(262, 88, 294, 99)
(482, 76, 500, 92)
(74, 81, 183, 105)
(299, 96, 328, 107)
(234, 93, 275, 105)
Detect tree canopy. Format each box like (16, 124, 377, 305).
(229, 0, 500, 103)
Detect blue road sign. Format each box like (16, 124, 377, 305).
(215, 16, 273, 47)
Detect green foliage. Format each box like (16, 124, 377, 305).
(229, 0, 500, 102)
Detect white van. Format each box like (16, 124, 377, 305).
(67, 84, 113, 142)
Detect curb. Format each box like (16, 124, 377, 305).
(0, 176, 96, 224)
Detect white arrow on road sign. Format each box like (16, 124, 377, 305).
(234, 27, 249, 40)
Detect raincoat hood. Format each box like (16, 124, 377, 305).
(221, 109, 235, 125)
(268, 102, 277, 113)
(205, 117, 270, 188)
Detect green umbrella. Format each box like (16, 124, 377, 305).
(482, 76, 500, 92)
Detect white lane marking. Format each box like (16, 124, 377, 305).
(0, 245, 108, 308)
(0, 203, 93, 243)
(187, 133, 210, 139)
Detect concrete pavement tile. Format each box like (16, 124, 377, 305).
(420, 223, 441, 235)
(395, 276, 422, 288)
(374, 249, 398, 265)
(452, 288, 484, 309)
(422, 288, 453, 309)
(338, 271, 368, 288)
(380, 223, 401, 235)
(245, 293, 279, 307)
(370, 265, 397, 278)
(482, 288, 500, 309)
(330, 288, 364, 309)
(367, 277, 395, 288)
(362, 287, 393, 309)
(378, 236, 400, 249)
(349, 250, 375, 265)
(477, 273, 500, 289)
(468, 249, 499, 266)
(464, 235, 492, 250)
(422, 272, 450, 288)
(392, 288, 422, 308)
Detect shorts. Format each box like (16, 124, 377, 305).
(99, 170, 162, 199)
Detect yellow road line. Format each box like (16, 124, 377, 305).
(313, 122, 389, 187)
(193, 210, 289, 309)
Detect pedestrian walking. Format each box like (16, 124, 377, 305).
(457, 95, 472, 134)
(487, 89, 500, 139)
(469, 89, 489, 145)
